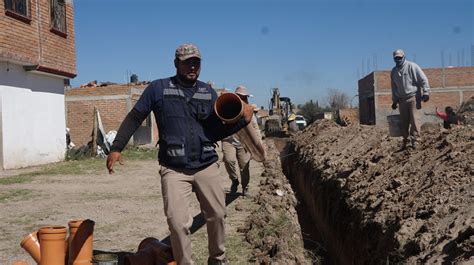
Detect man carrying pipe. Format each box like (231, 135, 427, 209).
(107, 43, 254, 265)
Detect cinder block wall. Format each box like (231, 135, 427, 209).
(0, 0, 76, 74)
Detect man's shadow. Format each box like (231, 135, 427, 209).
(93, 192, 241, 264)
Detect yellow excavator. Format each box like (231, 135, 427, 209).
(264, 88, 293, 136)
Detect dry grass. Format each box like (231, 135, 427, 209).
(191, 196, 256, 264)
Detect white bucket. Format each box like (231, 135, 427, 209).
(387, 114, 402, 137)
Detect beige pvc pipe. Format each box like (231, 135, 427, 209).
(20, 230, 41, 263)
(236, 119, 266, 162)
(214, 93, 243, 124)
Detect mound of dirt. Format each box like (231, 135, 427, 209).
(286, 119, 473, 264)
(459, 96, 474, 125)
(239, 140, 312, 264)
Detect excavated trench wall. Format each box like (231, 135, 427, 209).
(281, 119, 473, 264)
(283, 149, 399, 265)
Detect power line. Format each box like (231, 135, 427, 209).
(471, 45, 474, 66)
(373, 53, 377, 71)
(441, 50, 445, 68)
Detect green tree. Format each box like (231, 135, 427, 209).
(297, 100, 329, 124)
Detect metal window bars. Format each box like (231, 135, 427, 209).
(4, 0, 29, 17)
(50, 0, 66, 33)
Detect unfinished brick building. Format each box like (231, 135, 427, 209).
(65, 84, 159, 147)
(358, 66, 474, 126)
(0, 0, 76, 169)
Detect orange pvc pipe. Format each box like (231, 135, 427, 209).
(68, 219, 95, 265)
(124, 251, 154, 265)
(20, 231, 41, 264)
(39, 226, 67, 265)
(125, 237, 175, 265)
(214, 93, 243, 124)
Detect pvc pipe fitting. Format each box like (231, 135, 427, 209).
(20, 231, 41, 264)
(12, 261, 29, 265)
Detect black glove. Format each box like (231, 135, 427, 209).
(422, 95, 429, 102)
(391, 103, 398, 110)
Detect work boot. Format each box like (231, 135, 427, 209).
(398, 138, 408, 151)
(230, 179, 239, 194)
(208, 257, 229, 265)
(242, 186, 249, 197)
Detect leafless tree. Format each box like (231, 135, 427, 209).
(325, 88, 350, 110)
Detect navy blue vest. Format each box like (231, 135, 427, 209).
(134, 77, 218, 169)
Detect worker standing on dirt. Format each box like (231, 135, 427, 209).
(106, 43, 254, 265)
(390, 49, 430, 149)
(222, 86, 258, 197)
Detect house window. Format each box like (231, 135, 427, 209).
(50, 0, 66, 36)
(4, 0, 31, 23)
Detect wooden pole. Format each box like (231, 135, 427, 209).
(92, 107, 98, 156)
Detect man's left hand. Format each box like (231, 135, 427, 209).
(422, 95, 430, 102)
(242, 102, 254, 123)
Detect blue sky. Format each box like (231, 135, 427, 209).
(73, 0, 473, 108)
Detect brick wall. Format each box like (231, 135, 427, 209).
(66, 99, 128, 146)
(375, 67, 474, 91)
(0, 0, 76, 75)
(65, 85, 158, 147)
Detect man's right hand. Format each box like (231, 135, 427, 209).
(107, 151, 123, 174)
(391, 103, 398, 110)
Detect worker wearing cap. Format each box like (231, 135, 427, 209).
(390, 49, 430, 149)
(221, 86, 258, 197)
(107, 43, 254, 265)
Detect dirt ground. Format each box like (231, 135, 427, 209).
(287, 117, 473, 264)
(0, 149, 266, 264)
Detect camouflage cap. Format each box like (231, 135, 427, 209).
(175, 43, 201, 61)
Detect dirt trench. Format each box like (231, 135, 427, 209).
(239, 139, 313, 264)
(281, 120, 473, 264)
